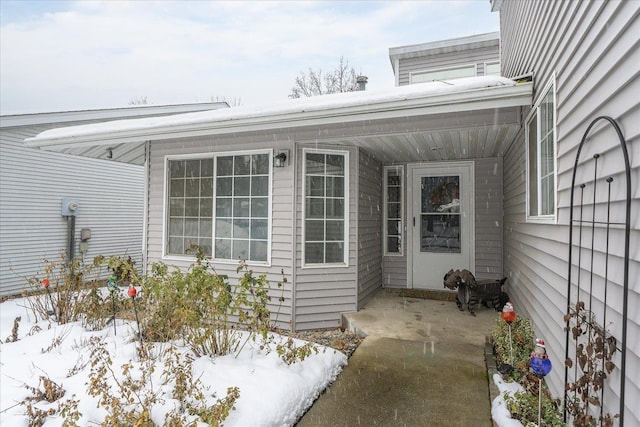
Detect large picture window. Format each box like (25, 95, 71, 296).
(526, 79, 556, 221)
(303, 150, 348, 265)
(166, 151, 271, 262)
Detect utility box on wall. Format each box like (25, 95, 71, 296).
(61, 198, 80, 216)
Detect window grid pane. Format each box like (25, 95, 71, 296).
(384, 167, 403, 254)
(167, 159, 213, 256)
(215, 154, 269, 262)
(304, 152, 346, 264)
(527, 82, 556, 218)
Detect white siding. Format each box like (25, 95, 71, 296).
(0, 140, 143, 296)
(474, 157, 504, 280)
(397, 45, 500, 86)
(146, 133, 296, 328)
(357, 149, 383, 308)
(382, 158, 504, 288)
(294, 144, 358, 330)
(500, 1, 639, 423)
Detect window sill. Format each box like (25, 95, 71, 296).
(525, 215, 557, 225)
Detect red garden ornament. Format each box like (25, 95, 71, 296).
(501, 301, 516, 324)
(128, 285, 142, 343)
(501, 302, 516, 370)
(128, 284, 137, 298)
(41, 278, 50, 288)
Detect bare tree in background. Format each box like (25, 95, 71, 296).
(211, 95, 242, 107)
(289, 57, 361, 98)
(128, 96, 148, 105)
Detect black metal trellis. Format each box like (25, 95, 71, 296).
(564, 116, 631, 426)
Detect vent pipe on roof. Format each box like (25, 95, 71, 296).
(356, 76, 368, 91)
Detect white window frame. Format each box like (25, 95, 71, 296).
(525, 77, 557, 223)
(485, 61, 501, 76)
(410, 63, 477, 84)
(383, 165, 404, 256)
(162, 149, 273, 265)
(302, 148, 349, 268)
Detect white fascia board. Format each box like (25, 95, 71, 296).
(26, 82, 531, 151)
(389, 32, 500, 61)
(1, 102, 228, 128)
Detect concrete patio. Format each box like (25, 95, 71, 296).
(296, 288, 499, 426)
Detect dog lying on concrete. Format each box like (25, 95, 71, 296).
(443, 269, 508, 316)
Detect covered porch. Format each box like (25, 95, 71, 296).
(26, 76, 532, 330)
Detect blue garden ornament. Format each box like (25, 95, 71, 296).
(530, 338, 552, 377)
(530, 338, 553, 426)
(107, 276, 118, 293)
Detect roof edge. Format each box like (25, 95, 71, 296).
(1, 102, 229, 128)
(26, 80, 532, 150)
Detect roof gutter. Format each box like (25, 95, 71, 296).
(26, 82, 532, 151)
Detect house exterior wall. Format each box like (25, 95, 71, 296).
(474, 157, 503, 280)
(0, 139, 143, 296)
(499, 0, 639, 423)
(294, 143, 358, 330)
(390, 33, 500, 87)
(146, 134, 367, 331)
(146, 133, 296, 328)
(0, 104, 226, 297)
(381, 157, 503, 288)
(356, 149, 383, 309)
(397, 45, 500, 86)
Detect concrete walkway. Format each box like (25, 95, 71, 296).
(296, 288, 497, 427)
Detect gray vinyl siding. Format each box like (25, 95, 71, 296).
(145, 133, 296, 329)
(0, 139, 143, 296)
(381, 158, 503, 288)
(357, 149, 382, 308)
(294, 144, 358, 330)
(474, 158, 503, 280)
(397, 45, 499, 86)
(500, 0, 639, 423)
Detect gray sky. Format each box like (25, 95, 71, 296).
(0, 1, 499, 114)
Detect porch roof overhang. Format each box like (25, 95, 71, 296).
(25, 76, 532, 165)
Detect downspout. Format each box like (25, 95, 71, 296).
(290, 142, 298, 331)
(66, 215, 76, 264)
(142, 141, 150, 275)
(61, 198, 79, 266)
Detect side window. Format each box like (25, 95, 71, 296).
(303, 150, 348, 265)
(526, 79, 556, 221)
(384, 166, 403, 255)
(410, 64, 476, 83)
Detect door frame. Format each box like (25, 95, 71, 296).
(406, 161, 475, 289)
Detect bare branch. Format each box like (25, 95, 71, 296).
(289, 57, 362, 98)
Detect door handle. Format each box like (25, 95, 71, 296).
(413, 217, 415, 227)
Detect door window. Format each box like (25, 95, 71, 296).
(419, 175, 461, 253)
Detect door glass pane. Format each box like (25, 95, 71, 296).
(420, 175, 461, 253)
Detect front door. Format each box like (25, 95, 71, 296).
(410, 162, 474, 289)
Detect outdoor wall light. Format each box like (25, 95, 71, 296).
(274, 151, 288, 168)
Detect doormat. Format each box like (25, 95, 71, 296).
(399, 289, 457, 301)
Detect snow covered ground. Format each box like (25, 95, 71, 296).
(0, 297, 347, 426)
(491, 373, 525, 427)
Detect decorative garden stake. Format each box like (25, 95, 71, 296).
(128, 284, 142, 343)
(106, 276, 118, 335)
(530, 338, 552, 427)
(501, 302, 516, 370)
(41, 278, 56, 318)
